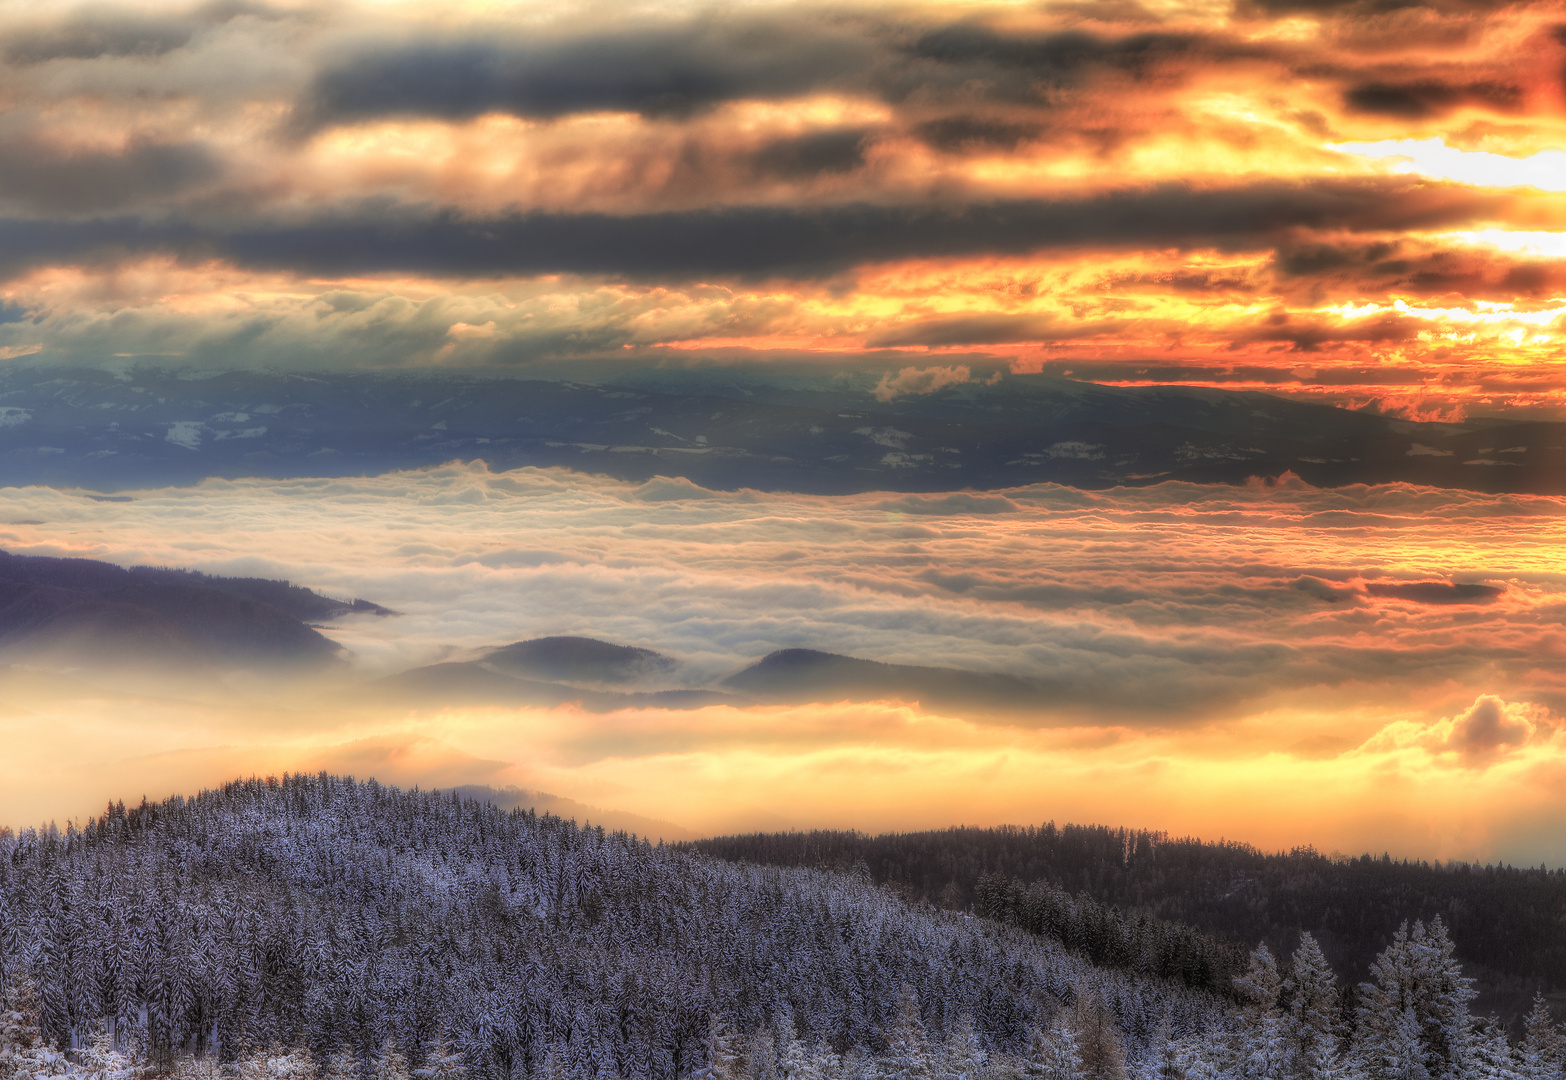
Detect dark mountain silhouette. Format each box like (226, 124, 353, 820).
(482, 635, 676, 684)
(724, 647, 1047, 714)
(126, 566, 394, 621)
(379, 638, 1053, 715)
(371, 636, 733, 710)
(3, 366, 1566, 495)
(0, 550, 378, 667)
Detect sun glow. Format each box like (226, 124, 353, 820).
(1335, 139, 1566, 192)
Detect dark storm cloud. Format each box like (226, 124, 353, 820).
(292, 21, 873, 130)
(750, 129, 871, 179)
(1238, 310, 1419, 350)
(896, 24, 1278, 105)
(1366, 581, 1506, 604)
(0, 136, 221, 214)
(908, 25, 1256, 77)
(912, 115, 1044, 153)
(1, 2, 279, 64)
(1274, 240, 1566, 300)
(1344, 78, 1523, 117)
(0, 177, 1485, 281)
(228, 180, 1504, 277)
(1235, 0, 1511, 16)
(293, 18, 1293, 136)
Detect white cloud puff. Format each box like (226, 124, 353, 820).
(872, 365, 972, 402)
(1365, 694, 1561, 768)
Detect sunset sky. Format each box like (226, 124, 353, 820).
(1, 0, 1565, 416)
(5, 0, 1566, 863)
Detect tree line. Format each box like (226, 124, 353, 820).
(689, 824, 1566, 1006)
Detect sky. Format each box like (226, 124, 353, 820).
(4, 0, 1566, 862)
(0, 0, 1564, 418)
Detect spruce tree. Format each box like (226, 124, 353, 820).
(0, 972, 67, 1080)
(1355, 921, 1473, 1080)
(73, 1027, 135, 1080)
(1466, 1016, 1523, 1080)
(747, 1029, 777, 1080)
(1288, 934, 1344, 1080)
(1024, 1017, 1083, 1080)
(882, 987, 934, 1080)
(696, 1018, 745, 1080)
(778, 1023, 822, 1080)
(374, 1040, 411, 1080)
(1233, 946, 1289, 1080)
(414, 1038, 465, 1080)
(1521, 996, 1562, 1080)
(939, 1014, 985, 1080)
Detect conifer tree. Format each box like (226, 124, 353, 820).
(414, 1038, 465, 1080)
(939, 1014, 985, 1080)
(1521, 996, 1563, 1080)
(1174, 1026, 1234, 1080)
(74, 1027, 136, 1080)
(1288, 933, 1344, 1080)
(1466, 1015, 1523, 1080)
(747, 1029, 777, 1080)
(1131, 1026, 1185, 1080)
(1069, 991, 1125, 1080)
(239, 1049, 316, 1080)
(173, 1054, 221, 1080)
(0, 972, 67, 1080)
(319, 1048, 358, 1080)
(0, 974, 40, 1056)
(538, 1046, 567, 1080)
(778, 1024, 819, 1080)
(1355, 920, 1473, 1080)
(1022, 1019, 1083, 1080)
(696, 1018, 745, 1080)
(882, 987, 934, 1080)
(1233, 946, 1289, 1080)
(374, 1040, 410, 1080)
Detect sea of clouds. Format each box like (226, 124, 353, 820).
(2, 463, 1565, 862)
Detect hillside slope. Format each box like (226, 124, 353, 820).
(0, 776, 1225, 1078)
(0, 551, 371, 667)
(692, 824, 1566, 1024)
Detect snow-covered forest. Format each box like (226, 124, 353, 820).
(0, 775, 1562, 1079)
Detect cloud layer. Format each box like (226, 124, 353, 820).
(0, 0, 1562, 414)
(1, 464, 1565, 861)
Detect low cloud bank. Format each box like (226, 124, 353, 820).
(0, 464, 1563, 862)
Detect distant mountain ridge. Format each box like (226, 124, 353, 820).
(0, 550, 385, 667)
(483, 636, 676, 685)
(723, 648, 1049, 714)
(369, 635, 737, 711)
(0, 366, 1561, 494)
(377, 637, 1069, 718)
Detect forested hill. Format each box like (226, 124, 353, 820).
(0, 776, 1227, 1080)
(0, 551, 387, 668)
(690, 824, 1566, 1016)
(6, 778, 1566, 1079)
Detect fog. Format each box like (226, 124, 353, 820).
(3, 463, 1565, 863)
